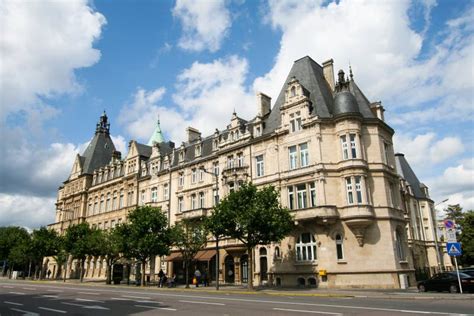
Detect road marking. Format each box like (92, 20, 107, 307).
(122, 295, 152, 299)
(78, 291, 100, 295)
(274, 308, 342, 315)
(39, 307, 67, 314)
(179, 300, 225, 306)
(4, 301, 23, 306)
(62, 302, 86, 307)
(22, 287, 37, 290)
(111, 297, 129, 301)
(10, 308, 39, 315)
(134, 304, 177, 311)
(62, 302, 109, 310)
(40, 295, 59, 299)
(75, 298, 104, 303)
(8, 291, 25, 295)
(48, 289, 62, 292)
(135, 300, 163, 304)
(3, 286, 14, 288)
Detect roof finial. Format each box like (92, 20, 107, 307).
(349, 64, 354, 80)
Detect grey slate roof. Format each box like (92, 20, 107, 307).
(395, 153, 427, 199)
(135, 142, 152, 158)
(81, 132, 116, 174)
(333, 91, 360, 116)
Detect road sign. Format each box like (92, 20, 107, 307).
(444, 219, 455, 229)
(447, 242, 462, 256)
(446, 229, 457, 242)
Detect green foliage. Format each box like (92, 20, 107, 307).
(64, 223, 101, 261)
(171, 219, 208, 287)
(458, 210, 474, 266)
(444, 204, 464, 222)
(0, 226, 30, 260)
(30, 227, 61, 261)
(97, 227, 124, 284)
(214, 183, 294, 289)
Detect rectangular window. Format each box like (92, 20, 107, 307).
(229, 182, 235, 193)
(340, 135, 348, 160)
(178, 197, 184, 212)
(227, 156, 234, 169)
(191, 194, 197, 209)
(288, 187, 294, 210)
(179, 173, 184, 187)
(289, 146, 297, 170)
(310, 183, 316, 207)
(151, 187, 158, 203)
(384, 142, 390, 165)
(237, 154, 244, 167)
(355, 176, 363, 203)
(140, 190, 146, 205)
(213, 162, 219, 175)
(299, 143, 309, 167)
(290, 111, 302, 132)
(111, 220, 116, 228)
(199, 168, 204, 182)
(163, 184, 169, 200)
(119, 193, 124, 209)
(191, 169, 197, 184)
(389, 182, 397, 208)
(256, 155, 264, 177)
(112, 193, 117, 210)
(213, 189, 219, 206)
(199, 192, 205, 208)
(350, 134, 357, 158)
(346, 178, 354, 204)
(106, 194, 111, 211)
(296, 184, 307, 209)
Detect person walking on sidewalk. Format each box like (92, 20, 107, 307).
(194, 269, 201, 288)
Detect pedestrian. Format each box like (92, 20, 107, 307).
(202, 270, 208, 287)
(158, 269, 164, 288)
(47, 269, 51, 279)
(194, 269, 201, 288)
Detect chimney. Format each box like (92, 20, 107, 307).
(256, 92, 271, 117)
(322, 59, 335, 91)
(186, 127, 201, 142)
(370, 101, 385, 121)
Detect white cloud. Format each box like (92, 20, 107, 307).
(173, 0, 231, 52)
(0, 0, 106, 119)
(254, 0, 473, 124)
(0, 194, 56, 229)
(428, 158, 474, 211)
(393, 132, 464, 170)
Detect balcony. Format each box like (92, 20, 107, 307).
(292, 206, 339, 224)
(176, 208, 209, 220)
(222, 165, 249, 179)
(339, 205, 375, 246)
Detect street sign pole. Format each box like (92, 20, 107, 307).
(453, 256, 463, 294)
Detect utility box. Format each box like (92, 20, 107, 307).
(399, 274, 408, 289)
(318, 270, 327, 276)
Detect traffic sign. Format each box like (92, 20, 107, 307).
(447, 242, 462, 256)
(446, 229, 457, 242)
(444, 219, 455, 229)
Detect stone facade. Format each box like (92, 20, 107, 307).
(47, 56, 436, 288)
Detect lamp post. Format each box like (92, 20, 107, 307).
(199, 166, 220, 290)
(433, 198, 448, 273)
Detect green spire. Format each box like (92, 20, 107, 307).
(147, 116, 165, 145)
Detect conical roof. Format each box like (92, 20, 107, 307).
(147, 118, 165, 145)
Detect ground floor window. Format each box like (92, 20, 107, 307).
(296, 233, 317, 262)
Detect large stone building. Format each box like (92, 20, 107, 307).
(48, 56, 443, 288)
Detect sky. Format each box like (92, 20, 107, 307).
(0, 0, 473, 230)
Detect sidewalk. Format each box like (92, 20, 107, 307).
(2, 277, 473, 300)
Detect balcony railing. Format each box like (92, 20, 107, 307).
(176, 208, 209, 220)
(222, 164, 249, 177)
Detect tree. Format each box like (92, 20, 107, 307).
(171, 219, 208, 288)
(458, 210, 474, 266)
(444, 204, 464, 223)
(215, 183, 294, 290)
(30, 227, 61, 279)
(205, 205, 232, 290)
(0, 227, 31, 277)
(119, 206, 171, 287)
(64, 223, 102, 282)
(98, 228, 124, 284)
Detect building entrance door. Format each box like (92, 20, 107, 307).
(224, 255, 234, 283)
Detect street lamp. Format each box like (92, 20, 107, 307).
(433, 198, 448, 273)
(199, 166, 220, 290)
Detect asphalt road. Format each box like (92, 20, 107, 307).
(1, 281, 473, 316)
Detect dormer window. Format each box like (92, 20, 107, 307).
(255, 126, 262, 137)
(290, 111, 302, 132)
(213, 139, 218, 150)
(195, 144, 201, 157)
(291, 86, 296, 97)
(179, 150, 184, 162)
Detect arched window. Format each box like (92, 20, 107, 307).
(336, 234, 344, 260)
(259, 247, 267, 256)
(291, 86, 296, 97)
(308, 277, 317, 287)
(297, 277, 305, 286)
(274, 246, 281, 259)
(396, 229, 405, 261)
(296, 233, 317, 262)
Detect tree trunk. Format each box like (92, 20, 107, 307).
(247, 246, 254, 291)
(185, 260, 190, 288)
(80, 258, 84, 282)
(28, 261, 32, 279)
(63, 261, 67, 282)
(141, 261, 146, 287)
(215, 238, 219, 290)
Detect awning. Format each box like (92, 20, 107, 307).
(194, 250, 216, 261)
(164, 250, 216, 262)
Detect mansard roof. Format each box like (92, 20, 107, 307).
(395, 153, 428, 199)
(80, 113, 116, 175)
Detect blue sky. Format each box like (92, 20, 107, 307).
(1, 0, 473, 229)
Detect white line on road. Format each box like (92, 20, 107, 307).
(48, 289, 62, 292)
(111, 297, 129, 301)
(40, 295, 59, 299)
(274, 308, 342, 315)
(121, 295, 152, 300)
(135, 300, 163, 304)
(4, 301, 23, 306)
(179, 300, 225, 306)
(8, 291, 25, 295)
(75, 298, 104, 303)
(39, 307, 67, 314)
(22, 287, 37, 290)
(62, 302, 109, 310)
(134, 304, 177, 311)
(3, 286, 14, 288)
(10, 308, 39, 316)
(78, 291, 100, 295)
